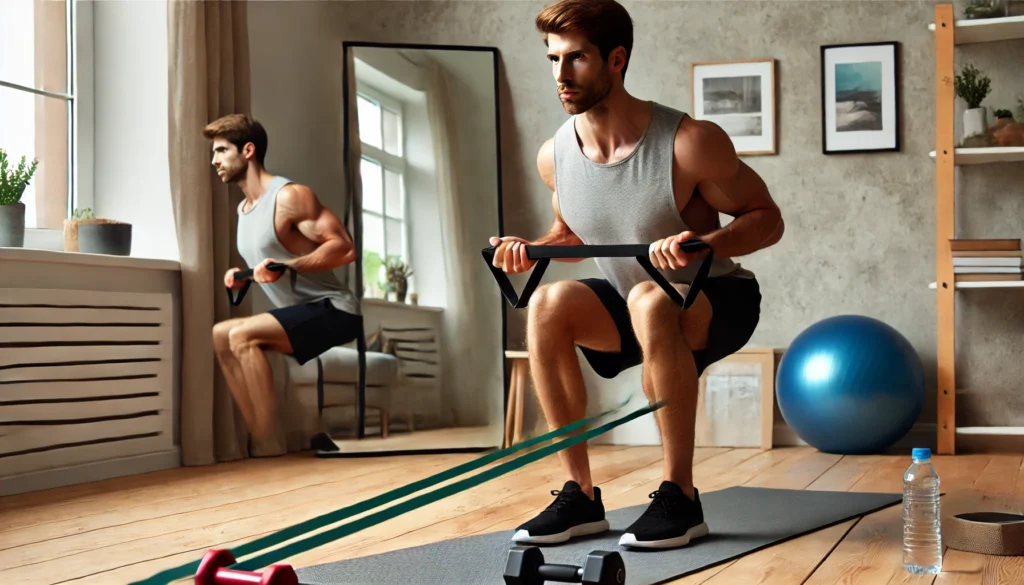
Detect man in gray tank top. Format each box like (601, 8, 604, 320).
(492, 0, 784, 550)
(204, 114, 362, 455)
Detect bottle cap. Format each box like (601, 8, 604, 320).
(912, 447, 931, 460)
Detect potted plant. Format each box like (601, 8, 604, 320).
(964, 0, 1007, 19)
(384, 257, 414, 303)
(70, 208, 132, 256)
(0, 148, 39, 248)
(954, 63, 992, 140)
(64, 207, 101, 251)
(992, 108, 1024, 147)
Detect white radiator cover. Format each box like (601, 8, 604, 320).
(0, 287, 177, 495)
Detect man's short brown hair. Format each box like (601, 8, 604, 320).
(536, 0, 634, 80)
(203, 114, 268, 166)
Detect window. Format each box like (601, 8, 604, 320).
(357, 90, 407, 299)
(0, 0, 79, 232)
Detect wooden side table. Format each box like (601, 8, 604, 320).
(503, 350, 529, 448)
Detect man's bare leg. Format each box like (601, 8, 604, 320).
(526, 281, 621, 500)
(213, 317, 260, 431)
(225, 313, 294, 447)
(626, 281, 712, 500)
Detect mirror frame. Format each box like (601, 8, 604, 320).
(341, 41, 507, 451)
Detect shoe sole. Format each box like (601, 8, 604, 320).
(618, 522, 709, 549)
(511, 520, 611, 544)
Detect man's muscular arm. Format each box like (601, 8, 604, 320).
(676, 119, 784, 258)
(278, 184, 356, 272)
(491, 138, 583, 273)
(533, 138, 584, 255)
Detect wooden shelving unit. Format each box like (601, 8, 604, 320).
(928, 280, 1024, 289)
(928, 146, 1024, 165)
(931, 6, 1024, 454)
(928, 14, 1024, 43)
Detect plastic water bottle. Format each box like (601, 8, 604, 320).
(903, 447, 942, 574)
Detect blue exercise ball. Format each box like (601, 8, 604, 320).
(776, 314, 925, 455)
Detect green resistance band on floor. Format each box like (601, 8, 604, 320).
(231, 398, 664, 573)
(132, 393, 638, 585)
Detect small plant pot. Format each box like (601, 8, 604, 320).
(0, 202, 26, 248)
(964, 107, 988, 138)
(63, 218, 109, 252)
(77, 221, 132, 256)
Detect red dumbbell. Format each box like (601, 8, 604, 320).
(195, 549, 298, 585)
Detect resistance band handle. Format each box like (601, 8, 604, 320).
(482, 240, 712, 310)
(226, 262, 289, 306)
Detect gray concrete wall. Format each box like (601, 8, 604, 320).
(248, 0, 1024, 440)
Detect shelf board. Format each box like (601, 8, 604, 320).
(956, 426, 1024, 435)
(928, 15, 1024, 44)
(929, 146, 1024, 165)
(929, 280, 1024, 289)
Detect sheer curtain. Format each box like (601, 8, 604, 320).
(167, 0, 253, 465)
(422, 59, 481, 424)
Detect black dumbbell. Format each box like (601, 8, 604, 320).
(503, 545, 625, 585)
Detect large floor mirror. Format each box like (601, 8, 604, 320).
(322, 42, 506, 455)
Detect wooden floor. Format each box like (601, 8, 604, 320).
(1, 446, 1022, 584)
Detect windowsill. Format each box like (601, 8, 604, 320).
(0, 246, 180, 272)
(362, 297, 443, 313)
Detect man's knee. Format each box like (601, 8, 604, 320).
(213, 320, 237, 354)
(227, 321, 259, 354)
(627, 281, 681, 322)
(627, 282, 711, 350)
(528, 281, 580, 327)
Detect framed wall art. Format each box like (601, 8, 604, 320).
(820, 41, 900, 154)
(691, 58, 776, 156)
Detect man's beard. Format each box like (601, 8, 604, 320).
(559, 72, 612, 115)
(222, 163, 246, 183)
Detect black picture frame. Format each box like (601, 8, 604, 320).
(820, 41, 901, 154)
(339, 41, 506, 455)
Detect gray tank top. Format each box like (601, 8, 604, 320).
(553, 102, 753, 300)
(236, 176, 360, 315)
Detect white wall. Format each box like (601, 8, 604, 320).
(92, 0, 176, 261)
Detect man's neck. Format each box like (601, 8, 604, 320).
(238, 166, 274, 204)
(575, 89, 652, 161)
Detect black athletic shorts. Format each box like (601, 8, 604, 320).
(267, 298, 363, 365)
(576, 276, 761, 379)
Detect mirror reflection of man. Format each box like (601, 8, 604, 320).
(205, 113, 362, 455)
(491, 0, 783, 549)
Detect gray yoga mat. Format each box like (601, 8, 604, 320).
(295, 486, 903, 585)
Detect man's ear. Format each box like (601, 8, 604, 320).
(242, 142, 256, 161)
(608, 46, 627, 73)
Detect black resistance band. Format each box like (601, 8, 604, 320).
(481, 240, 713, 310)
(226, 262, 289, 306)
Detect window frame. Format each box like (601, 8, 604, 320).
(0, 0, 93, 249)
(356, 87, 410, 289)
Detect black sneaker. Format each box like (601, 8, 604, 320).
(512, 481, 610, 544)
(618, 481, 709, 549)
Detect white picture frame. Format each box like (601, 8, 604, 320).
(696, 346, 776, 450)
(820, 41, 900, 154)
(691, 58, 777, 156)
